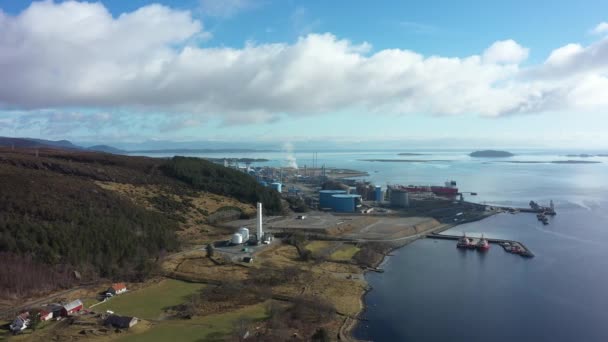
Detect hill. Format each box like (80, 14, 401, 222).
(0, 137, 80, 150)
(87, 144, 126, 154)
(0, 148, 282, 300)
(469, 150, 514, 157)
(0, 136, 126, 155)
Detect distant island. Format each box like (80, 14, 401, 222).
(397, 153, 426, 156)
(129, 148, 278, 154)
(565, 154, 608, 158)
(469, 150, 514, 158)
(500, 160, 601, 164)
(360, 159, 450, 163)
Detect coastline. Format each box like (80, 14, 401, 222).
(342, 236, 422, 341)
(342, 212, 496, 341)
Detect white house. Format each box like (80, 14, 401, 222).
(9, 313, 30, 333)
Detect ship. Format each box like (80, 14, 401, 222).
(457, 233, 474, 249)
(510, 245, 523, 254)
(537, 212, 549, 225)
(391, 180, 459, 197)
(476, 234, 490, 251)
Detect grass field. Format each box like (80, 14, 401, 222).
(305, 241, 333, 253)
(330, 245, 360, 261)
(118, 302, 269, 342)
(93, 279, 204, 320)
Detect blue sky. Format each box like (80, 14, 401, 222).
(1, 0, 608, 149)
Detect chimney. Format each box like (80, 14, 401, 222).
(257, 202, 263, 243)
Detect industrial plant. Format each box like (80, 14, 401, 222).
(229, 202, 273, 246)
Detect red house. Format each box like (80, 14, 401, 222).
(39, 310, 53, 321)
(60, 299, 83, 316)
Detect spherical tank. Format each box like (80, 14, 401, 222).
(238, 227, 250, 242)
(231, 233, 243, 245)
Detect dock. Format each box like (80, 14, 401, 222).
(426, 233, 534, 258)
(487, 200, 556, 216)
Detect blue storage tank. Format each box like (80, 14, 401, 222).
(259, 180, 268, 187)
(319, 190, 347, 208)
(330, 194, 361, 212)
(375, 186, 383, 202)
(270, 182, 282, 193)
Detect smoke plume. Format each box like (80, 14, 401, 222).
(283, 142, 298, 169)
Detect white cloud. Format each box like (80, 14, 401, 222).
(0, 1, 608, 126)
(199, 0, 257, 18)
(545, 43, 584, 66)
(591, 22, 608, 35)
(482, 39, 529, 64)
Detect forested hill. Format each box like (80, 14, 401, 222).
(161, 156, 283, 214)
(0, 148, 282, 298)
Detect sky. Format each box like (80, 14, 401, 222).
(1, 0, 608, 149)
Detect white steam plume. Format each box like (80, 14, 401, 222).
(283, 142, 298, 169)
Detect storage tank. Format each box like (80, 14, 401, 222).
(231, 233, 243, 245)
(330, 194, 362, 213)
(319, 190, 347, 209)
(270, 182, 282, 193)
(390, 190, 410, 208)
(237, 227, 249, 242)
(375, 186, 383, 202)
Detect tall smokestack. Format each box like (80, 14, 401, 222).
(257, 202, 263, 243)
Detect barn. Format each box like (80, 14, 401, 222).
(60, 299, 83, 316)
(104, 315, 138, 329)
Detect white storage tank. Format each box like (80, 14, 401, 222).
(238, 227, 250, 242)
(231, 233, 243, 245)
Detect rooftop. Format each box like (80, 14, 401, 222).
(332, 194, 361, 198)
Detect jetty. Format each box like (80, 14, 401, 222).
(488, 200, 556, 216)
(426, 233, 534, 258)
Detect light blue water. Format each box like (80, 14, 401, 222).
(134, 149, 608, 341)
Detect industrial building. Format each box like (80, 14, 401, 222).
(319, 190, 347, 208)
(229, 202, 272, 246)
(330, 194, 362, 212)
(318, 190, 362, 212)
(270, 182, 282, 192)
(375, 186, 383, 202)
(390, 189, 410, 208)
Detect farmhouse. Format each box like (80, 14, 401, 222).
(104, 315, 138, 329)
(9, 312, 30, 333)
(39, 310, 53, 321)
(106, 283, 127, 296)
(61, 299, 83, 316)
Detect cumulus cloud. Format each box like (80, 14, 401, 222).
(1, 2, 608, 125)
(482, 39, 529, 64)
(591, 22, 608, 35)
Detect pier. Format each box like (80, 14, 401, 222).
(426, 233, 535, 258)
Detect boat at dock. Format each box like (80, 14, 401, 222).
(456, 233, 474, 249)
(427, 233, 534, 258)
(537, 212, 549, 225)
(390, 180, 459, 197)
(476, 234, 490, 251)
